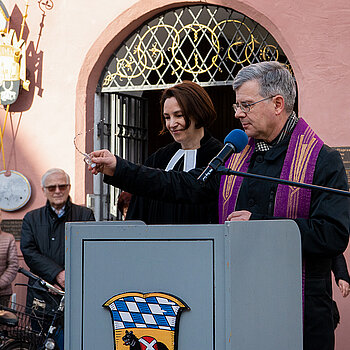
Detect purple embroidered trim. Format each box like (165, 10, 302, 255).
(273, 118, 323, 321)
(274, 118, 323, 219)
(218, 138, 255, 224)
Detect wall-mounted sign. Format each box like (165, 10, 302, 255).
(334, 147, 350, 187)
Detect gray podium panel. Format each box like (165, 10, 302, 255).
(65, 220, 302, 350)
(225, 222, 302, 349)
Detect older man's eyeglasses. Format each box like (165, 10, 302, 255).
(232, 96, 274, 113)
(45, 184, 69, 192)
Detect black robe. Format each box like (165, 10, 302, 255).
(126, 131, 223, 224)
(332, 254, 350, 284)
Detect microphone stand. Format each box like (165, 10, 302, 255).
(216, 166, 350, 197)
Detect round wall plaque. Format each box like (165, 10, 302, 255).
(0, 170, 31, 211)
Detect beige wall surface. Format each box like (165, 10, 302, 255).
(1, 0, 350, 348)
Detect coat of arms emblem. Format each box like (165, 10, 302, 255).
(104, 292, 190, 350)
(0, 0, 30, 106)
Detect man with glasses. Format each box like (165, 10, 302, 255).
(20, 168, 95, 317)
(88, 61, 349, 350)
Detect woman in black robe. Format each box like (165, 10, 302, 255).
(123, 81, 223, 224)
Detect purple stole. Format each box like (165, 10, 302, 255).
(218, 118, 324, 314)
(218, 137, 254, 223)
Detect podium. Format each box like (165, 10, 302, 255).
(65, 220, 302, 350)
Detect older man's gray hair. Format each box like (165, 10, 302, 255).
(233, 61, 296, 114)
(41, 168, 70, 187)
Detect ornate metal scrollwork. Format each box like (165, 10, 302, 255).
(101, 6, 290, 91)
(38, 0, 54, 13)
(117, 124, 147, 141)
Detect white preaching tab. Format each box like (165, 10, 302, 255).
(165, 149, 197, 172)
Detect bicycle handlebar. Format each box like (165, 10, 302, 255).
(18, 267, 38, 280)
(18, 267, 65, 296)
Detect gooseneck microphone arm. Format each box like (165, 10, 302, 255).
(197, 143, 236, 183)
(197, 129, 249, 183)
(216, 166, 350, 197)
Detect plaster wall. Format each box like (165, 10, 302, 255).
(1, 0, 350, 348)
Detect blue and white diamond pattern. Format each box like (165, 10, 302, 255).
(107, 295, 181, 331)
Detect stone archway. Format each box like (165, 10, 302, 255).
(74, 0, 299, 205)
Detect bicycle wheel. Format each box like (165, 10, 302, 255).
(0, 340, 31, 350)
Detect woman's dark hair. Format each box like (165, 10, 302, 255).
(159, 81, 217, 134)
(117, 191, 132, 214)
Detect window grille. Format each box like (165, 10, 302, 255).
(99, 5, 291, 92)
(100, 92, 148, 220)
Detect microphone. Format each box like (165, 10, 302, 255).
(197, 129, 248, 183)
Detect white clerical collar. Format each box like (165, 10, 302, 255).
(165, 149, 197, 172)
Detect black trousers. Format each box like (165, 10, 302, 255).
(304, 292, 334, 350)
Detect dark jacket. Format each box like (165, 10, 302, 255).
(126, 131, 223, 224)
(104, 129, 350, 350)
(225, 137, 349, 350)
(332, 254, 350, 285)
(331, 253, 349, 330)
(20, 198, 95, 313)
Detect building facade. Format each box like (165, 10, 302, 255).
(1, 0, 350, 348)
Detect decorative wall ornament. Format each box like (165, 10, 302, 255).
(38, 0, 54, 14)
(0, 28, 30, 104)
(0, 169, 31, 211)
(0, 1, 32, 210)
(100, 5, 291, 92)
(0, 1, 30, 105)
(0, 0, 30, 171)
(36, 0, 54, 52)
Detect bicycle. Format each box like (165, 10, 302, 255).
(0, 267, 65, 350)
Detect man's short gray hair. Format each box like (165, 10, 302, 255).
(233, 61, 296, 114)
(41, 168, 70, 187)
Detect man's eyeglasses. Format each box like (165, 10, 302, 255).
(232, 96, 274, 114)
(44, 184, 69, 192)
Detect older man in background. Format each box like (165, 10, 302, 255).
(20, 168, 95, 316)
